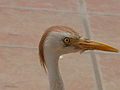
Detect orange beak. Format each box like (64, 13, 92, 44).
(73, 38, 119, 53)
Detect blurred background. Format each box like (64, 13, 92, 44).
(0, 0, 120, 90)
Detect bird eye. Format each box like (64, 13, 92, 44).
(63, 37, 70, 44)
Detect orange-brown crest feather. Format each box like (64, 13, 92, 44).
(39, 26, 79, 71)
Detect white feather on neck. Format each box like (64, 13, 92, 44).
(44, 48, 65, 90)
(44, 32, 68, 90)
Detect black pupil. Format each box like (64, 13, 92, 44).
(66, 39, 69, 41)
(63, 37, 70, 44)
(63, 37, 70, 46)
(64, 38, 70, 43)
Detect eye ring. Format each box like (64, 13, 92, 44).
(63, 37, 70, 44)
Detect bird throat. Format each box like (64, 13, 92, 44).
(44, 48, 65, 90)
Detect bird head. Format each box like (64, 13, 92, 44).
(39, 26, 119, 69)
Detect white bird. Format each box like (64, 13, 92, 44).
(39, 26, 118, 90)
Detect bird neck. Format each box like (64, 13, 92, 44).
(44, 49, 65, 90)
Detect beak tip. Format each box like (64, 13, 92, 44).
(115, 49, 119, 53)
(109, 48, 119, 53)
